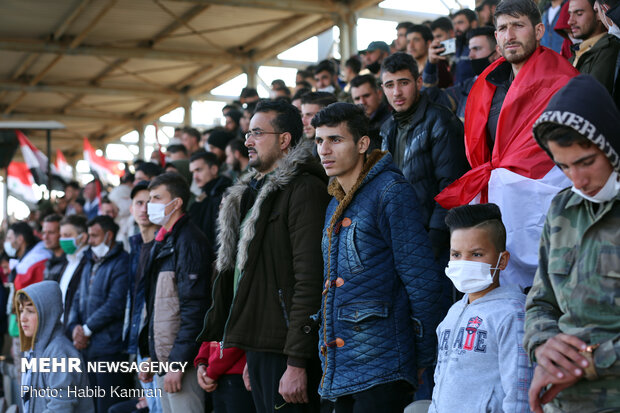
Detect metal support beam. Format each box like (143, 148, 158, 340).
(3, 111, 131, 123)
(0, 80, 177, 99)
(357, 7, 440, 23)
(0, 39, 248, 64)
(182, 96, 192, 126)
(244, 62, 258, 88)
(165, 0, 338, 15)
(137, 124, 145, 160)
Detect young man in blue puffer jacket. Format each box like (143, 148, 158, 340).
(312, 102, 445, 412)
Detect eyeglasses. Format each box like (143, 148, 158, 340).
(244, 130, 281, 141)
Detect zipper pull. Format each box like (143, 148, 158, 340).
(219, 341, 224, 359)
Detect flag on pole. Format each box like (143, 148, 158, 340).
(83, 137, 123, 184)
(54, 149, 73, 181)
(7, 162, 38, 204)
(16, 130, 55, 185)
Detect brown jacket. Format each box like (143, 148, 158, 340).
(198, 139, 329, 366)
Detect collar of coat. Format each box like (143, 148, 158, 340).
(215, 139, 321, 272)
(325, 149, 387, 238)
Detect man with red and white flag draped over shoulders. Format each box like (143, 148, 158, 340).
(435, 0, 578, 291)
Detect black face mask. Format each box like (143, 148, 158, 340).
(366, 60, 381, 74)
(470, 52, 495, 76)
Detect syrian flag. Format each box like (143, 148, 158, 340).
(55, 149, 73, 181)
(16, 130, 55, 185)
(83, 138, 123, 184)
(7, 162, 38, 204)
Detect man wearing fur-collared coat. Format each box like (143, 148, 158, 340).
(198, 100, 330, 413)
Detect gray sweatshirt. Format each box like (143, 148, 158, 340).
(18, 281, 94, 413)
(429, 284, 533, 413)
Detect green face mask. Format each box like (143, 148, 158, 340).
(59, 237, 79, 255)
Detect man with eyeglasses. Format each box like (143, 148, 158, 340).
(198, 100, 330, 412)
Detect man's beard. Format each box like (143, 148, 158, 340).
(501, 39, 536, 65)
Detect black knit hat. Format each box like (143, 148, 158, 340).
(533, 75, 620, 173)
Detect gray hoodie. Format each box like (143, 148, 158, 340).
(17, 281, 94, 413)
(429, 284, 533, 413)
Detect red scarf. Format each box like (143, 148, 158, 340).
(435, 46, 578, 208)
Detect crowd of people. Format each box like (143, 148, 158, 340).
(1, 0, 619, 412)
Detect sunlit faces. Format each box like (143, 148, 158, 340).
(189, 158, 218, 188)
(314, 70, 332, 90)
(301, 103, 322, 139)
(452, 14, 471, 37)
(406, 31, 430, 59)
(41, 221, 60, 250)
(87, 223, 109, 248)
(245, 111, 288, 174)
(569, 0, 604, 40)
(450, 227, 503, 266)
(468, 35, 496, 59)
(130, 189, 152, 227)
(315, 123, 369, 187)
(433, 28, 453, 42)
(396, 27, 409, 51)
(547, 141, 614, 197)
(363, 49, 383, 67)
(19, 301, 37, 338)
(495, 14, 543, 66)
(381, 69, 421, 113)
(351, 83, 383, 117)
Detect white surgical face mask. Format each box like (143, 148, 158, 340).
(445, 252, 503, 294)
(147, 198, 178, 226)
(3, 240, 16, 258)
(318, 85, 336, 94)
(91, 233, 110, 259)
(571, 171, 620, 203)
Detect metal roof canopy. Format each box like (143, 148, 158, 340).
(0, 0, 437, 162)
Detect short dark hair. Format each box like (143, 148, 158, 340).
(494, 0, 541, 27)
(43, 214, 62, 224)
(254, 100, 304, 147)
(311, 103, 369, 144)
(382, 52, 419, 80)
(60, 215, 87, 234)
(314, 60, 336, 76)
(453, 8, 478, 23)
(189, 150, 219, 167)
(345, 56, 362, 74)
(445, 203, 507, 252)
(135, 162, 163, 179)
(467, 26, 497, 49)
(300, 91, 338, 108)
(148, 172, 191, 212)
(431, 17, 454, 33)
(535, 124, 593, 150)
(87, 215, 119, 238)
(273, 85, 291, 97)
(240, 87, 258, 98)
(65, 181, 80, 190)
(227, 138, 249, 159)
(350, 74, 379, 90)
(407, 24, 433, 42)
(292, 88, 311, 102)
(396, 21, 415, 31)
(271, 79, 286, 88)
(8, 222, 38, 248)
(166, 144, 188, 155)
(182, 127, 201, 142)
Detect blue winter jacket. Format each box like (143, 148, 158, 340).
(318, 151, 444, 400)
(541, 3, 565, 54)
(67, 243, 130, 360)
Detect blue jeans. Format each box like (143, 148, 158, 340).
(212, 374, 256, 413)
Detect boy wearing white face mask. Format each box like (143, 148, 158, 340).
(429, 203, 533, 413)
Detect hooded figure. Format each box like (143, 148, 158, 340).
(17, 281, 94, 413)
(525, 75, 620, 411)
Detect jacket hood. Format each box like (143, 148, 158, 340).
(215, 138, 326, 272)
(533, 74, 620, 173)
(16, 280, 63, 352)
